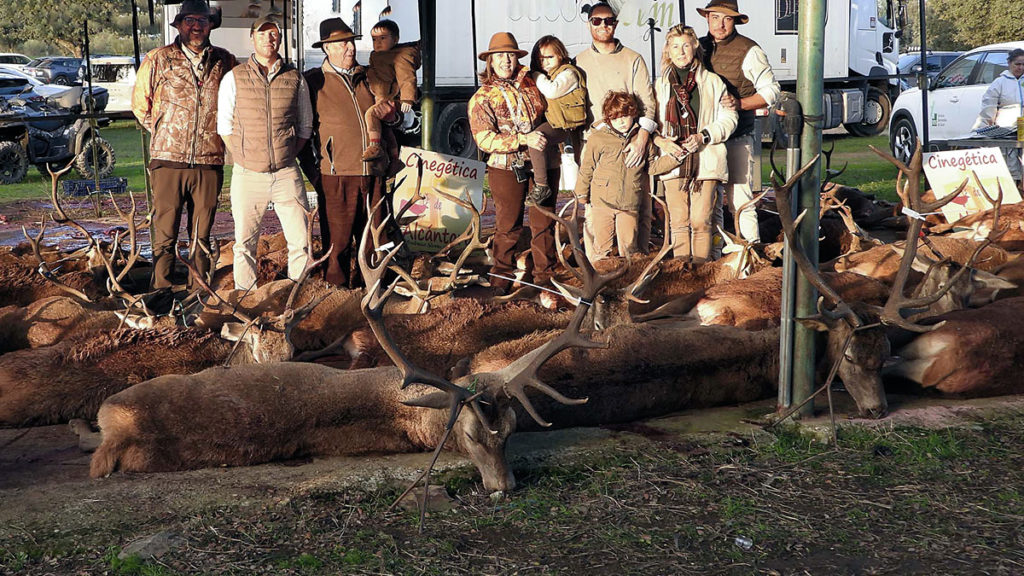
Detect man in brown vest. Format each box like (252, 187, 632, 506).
(698, 0, 780, 245)
(131, 0, 236, 293)
(299, 18, 398, 288)
(217, 15, 313, 290)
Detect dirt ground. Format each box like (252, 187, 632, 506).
(3, 392, 1024, 575)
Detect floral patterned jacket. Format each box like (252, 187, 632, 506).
(468, 66, 546, 170)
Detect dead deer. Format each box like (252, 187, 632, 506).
(886, 296, 1024, 396)
(88, 199, 625, 494)
(772, 143, 1003, 418)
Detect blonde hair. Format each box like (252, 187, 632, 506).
(661, 24, 703, 73)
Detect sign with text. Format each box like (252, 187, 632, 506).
(922, 148, 1022, 223)
(392, 147, 486, 252)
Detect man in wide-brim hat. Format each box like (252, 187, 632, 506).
(696, 0, 779, 249)
(298, 17, 399, 288)
(131, 0, 236, 296)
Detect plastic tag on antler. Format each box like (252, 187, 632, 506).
(901, 206, 926, 221)
(377, 241, 395, 252)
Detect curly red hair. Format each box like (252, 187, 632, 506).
(602, 91, 639, 123)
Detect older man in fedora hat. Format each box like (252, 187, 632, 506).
(298, 18, 398, 288)
(132, 0, 237, 296)
(697, 0, 780, 248)
(217, 15, 313, 291)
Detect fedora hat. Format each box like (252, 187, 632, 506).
(311, 17, 361, 49)
(477, 32, 528, 62)
(171, 0, 223, 30)
(696, 0, 749, 25)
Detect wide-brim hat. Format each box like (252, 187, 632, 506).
(170, 0, 223, 30)
(696, 0, 749, 25)
(478, 32, 528, 62)
(312, 17, 360, 49)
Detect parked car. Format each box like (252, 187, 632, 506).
(24, 57, 83, 85)
(0, 69, 108, 110)
(897, 50, 963, 90)
(0, 53, 32, 72)
(889, 41, 1024, 165)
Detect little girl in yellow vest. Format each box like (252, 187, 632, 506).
(525, 35, 588, 206)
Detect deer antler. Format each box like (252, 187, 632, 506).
(496, 204, 629, 427)
(429, 185, 491, 290)
(625, 193, 672, 304)
(22, 219, 92, 302)
(821, 139, 848, 187)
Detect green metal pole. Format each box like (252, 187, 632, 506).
(792, 0, 826, 418)
(418, 0, 436, 151)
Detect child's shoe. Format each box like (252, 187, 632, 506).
(361, 142, 384, 161)
(524, 184, 551, 207)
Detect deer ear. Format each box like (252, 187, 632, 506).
(795, 315, 830, 332)
(402, 392, 450, 409)
(220, 322, 258, 346)
(972, 269, 1017, 290)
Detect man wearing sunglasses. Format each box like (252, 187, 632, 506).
(575, 1, 658, 252)
(132, 0, 237, 296)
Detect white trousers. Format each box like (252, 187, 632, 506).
(718, 134, 761, 243)
(229, 164, 310, 291)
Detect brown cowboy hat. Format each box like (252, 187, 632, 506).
(477, 32, 528, 62)
(170, 0, 223, 30)
(696, 0, 749, 25)
(311, 17, 361, 49)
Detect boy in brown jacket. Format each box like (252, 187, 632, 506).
(574, 91, 679, 260)
(363, 19, 420, 161)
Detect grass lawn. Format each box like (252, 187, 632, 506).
(0, 121, 902, 205)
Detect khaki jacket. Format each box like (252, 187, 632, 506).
(574, 123, 679, 211)
(654, 65, 737, 183)
(132, 39, 236, 165)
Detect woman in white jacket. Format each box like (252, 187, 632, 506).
(653, 24, 738, 264)
(973, 48, 1024, 181)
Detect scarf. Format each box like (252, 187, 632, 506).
(665, 63, 700, 179)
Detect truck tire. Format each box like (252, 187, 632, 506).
(74, 137, 116, 179)
(889, 115, 917, 166)
(845, 87, 891, 137)
(432, 103, 477, 159)
(0, 141, 29, 184)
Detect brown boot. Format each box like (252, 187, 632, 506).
(361, 142, 384, 161)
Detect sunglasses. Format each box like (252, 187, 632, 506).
(589, 17, 617, 27)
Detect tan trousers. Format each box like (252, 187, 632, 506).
(664, 178, 718, 262)
(229, 164, 310, 291)
(585, 203, 639, 261)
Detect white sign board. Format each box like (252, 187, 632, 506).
(922, 148, 1022, 223)
(392, 147, 486, 252)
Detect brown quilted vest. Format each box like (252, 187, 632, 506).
(701, 32, 758, 137)
(230, 57, 303, 172)
(305, 64, 380, 177)
(145, 41, 236, 165)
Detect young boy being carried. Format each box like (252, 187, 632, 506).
(363, 19, 420, 161)
(574, 91, 679, 260)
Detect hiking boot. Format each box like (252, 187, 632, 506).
(524, 184, 551, 207)
(361, 142, 384, 162)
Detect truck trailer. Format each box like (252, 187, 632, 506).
(164, 0, 907, 158)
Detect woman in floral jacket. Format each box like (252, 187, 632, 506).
(468, 32, 560, 302)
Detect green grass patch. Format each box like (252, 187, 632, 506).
(760, 133, 900, 202)
(103, 548, 178, 576)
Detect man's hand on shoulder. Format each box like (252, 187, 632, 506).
(624, 129, 650, 168)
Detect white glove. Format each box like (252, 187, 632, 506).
(401, 102, 413, 114)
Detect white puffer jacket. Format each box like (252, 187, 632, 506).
(654, 64, 738, 182)
(973, 70, 1024, 129)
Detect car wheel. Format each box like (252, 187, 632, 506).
(0, 141, 29, 184)
(889, 116, 917, 166)
(54, 75, 70, 85)
(75, 137, 116, 179)
(845, 87, 892, 137)
(431, 103, 478, 159)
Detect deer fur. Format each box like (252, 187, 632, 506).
(887, 296, 1024, 396)
(0, 296, 122, 354)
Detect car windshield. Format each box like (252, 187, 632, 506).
(26, 59, 43, 67)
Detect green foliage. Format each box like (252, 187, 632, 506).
(918, 0, 1024, 51)
(103, 548, 178, 576)
(0, 0, 163, 57)
(902, 1, 970, 51)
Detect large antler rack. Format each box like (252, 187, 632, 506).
(497, 204, 630, 427)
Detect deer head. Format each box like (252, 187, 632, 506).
(358, 197, 624, 494)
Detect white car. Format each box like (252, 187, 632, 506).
(889, 41, 1024, 165)
(0, 53, 32, 72)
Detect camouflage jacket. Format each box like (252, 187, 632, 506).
(132, 39, 237, 166)
(468, 66, 546, 170)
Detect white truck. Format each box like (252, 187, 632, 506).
(166, 0, 907, 157)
